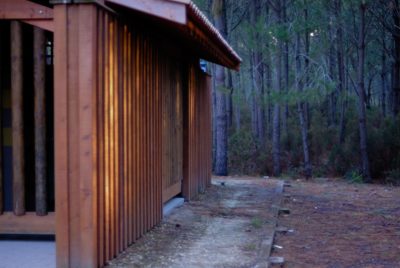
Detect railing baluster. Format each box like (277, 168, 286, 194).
(34, 27, 47, 216)
(11, 20, 25, 216)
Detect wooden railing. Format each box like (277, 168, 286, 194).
(0, 20, 54, 234)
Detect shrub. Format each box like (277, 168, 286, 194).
(228, 129, 268, 175)
(385, 169, 400, 186)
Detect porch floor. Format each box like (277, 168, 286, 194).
(0, 240, 55, 268)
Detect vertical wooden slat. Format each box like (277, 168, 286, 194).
(122, 24, 128, 250)
(144, 35, 149, 231)
(139, 33, 144, 236)
(135, 32, 140, 239)
(122, 24, 127, 249)
(127, 28, 133, 244)
(104, 13, 111, 263)
(114, 18, 118, 256)
(155, 47, 159, 222)
(148, 39, 153, 228)
(117, 22, 123, 255)
(0, 22, 5, 215)
(11, 20, 25, 216)
(34, 26, 47, 216)
(151, 40, 155, 228)
(133, 28, 138, 242)
(97, 9, 105, 265)
(54, 5, 70, 267)
(110, 18, 115, 258)
(132, 28, 138, 241)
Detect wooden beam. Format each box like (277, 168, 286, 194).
(34, 27, 47, 216)
(0, 0, 53, 20)
(11, 21, 25, 216)
(0, 212, 55, 235)
(22, 20, 54, 32)
(105, 0, 187, 25)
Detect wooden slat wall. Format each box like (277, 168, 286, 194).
(162, 59, 183, 203)
(54, 4, 213, 267)
(183, 63, 212, 201)
(95, 9, 163, 266)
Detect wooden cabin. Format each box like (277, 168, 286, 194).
(0, 0, 240, 267)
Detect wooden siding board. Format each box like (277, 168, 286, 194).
(97, 9, 105, 265)
(54, 5, 70, 267)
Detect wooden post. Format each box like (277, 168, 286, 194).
(0, 23, 3, 215)
(34, 27, 47, 216)
(11, 21, 25, 216)
(54, 4, 98, 267)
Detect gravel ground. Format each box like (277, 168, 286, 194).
(107, 177, 283, 268)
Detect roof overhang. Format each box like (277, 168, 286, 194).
(104, 0, 241, 70)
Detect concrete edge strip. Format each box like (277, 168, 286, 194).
(256, 180, 285, 268)
(163, 198, 185, 217)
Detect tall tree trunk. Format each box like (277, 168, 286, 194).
(212, 65, 217, 172)
(213, 0, 228, 175)
(264, 5, 273, 140)
(250, 61, 258, 137)
(381, 33, 387, 117)
(357, 3, 371, 181)
(283, 0, 289, 146)
(234, 71, 241, 131)
(304, 6, 311, 130)
(226, 70, 233, 128)
(336, 0, 346, 144)
(271, 0, 282, 176)
(295, 33, 312, 179)
(328, 18, 336, 126)
(251, 0, 265, 145)
(392, 0, 400, 116)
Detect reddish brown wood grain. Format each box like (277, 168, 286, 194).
(53, 5, 70, 267)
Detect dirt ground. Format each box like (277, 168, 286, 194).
(271, 178, 400, 268)
(107, 177, 282, 268)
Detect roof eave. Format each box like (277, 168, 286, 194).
(104, 0, 241, 70)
